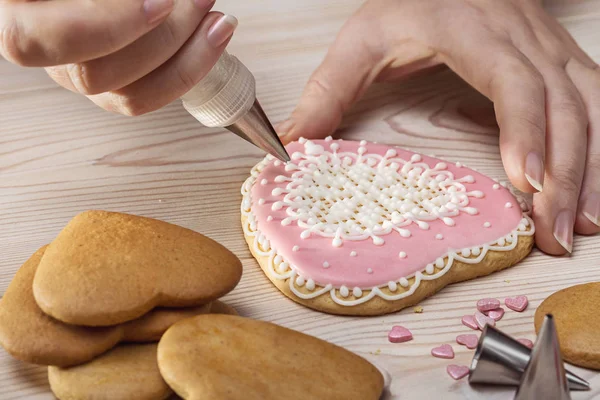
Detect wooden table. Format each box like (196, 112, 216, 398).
(1, 0, 600, 398)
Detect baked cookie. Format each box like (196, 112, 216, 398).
(241, 138, 534, 315)
(33, 210, 242, 326)
(157, 314, 384, 400)
(0, 246, 212, 366)
(48, 344, 171, 400)
(209, 300, 239, 315)
(534, 282, 600, 370)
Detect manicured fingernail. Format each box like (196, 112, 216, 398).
(553, 209, 574, 253)
(207, 15, 238, 48)
(582, 192, 600, 227)
(276, 120, 295, 137)
(144, 0, 175, 25)
(525, 151, 544, 192)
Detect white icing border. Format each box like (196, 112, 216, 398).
(241, 149, 535, 307)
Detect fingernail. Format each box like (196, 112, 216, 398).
(207, 15, 238, 48)
(582, 192, 600, 227)
(276, 119, 295, 137)
(525, 151, 544, 192)
(553, 209, 574, 253)
(144, 0, 175, 25)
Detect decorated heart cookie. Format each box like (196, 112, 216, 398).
(0, 247, 237, 367)
(157, 315, 384, 400)
(241, 138, 535, 315)
(534, 282, 600, 370)
(48, 344, 171, 400)
(33, 211, 242, 326)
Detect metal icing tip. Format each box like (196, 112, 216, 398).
(515, 315, 571, 400)
(227, 99, 290, 162)
(468, 324, 589, 391)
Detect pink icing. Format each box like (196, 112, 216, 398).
(250, 140, 524, 289)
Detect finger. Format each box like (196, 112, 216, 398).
(440, 38, 547, 194)
(531, 65, 587, 255)
(88, 12, 236, 116)
(565, 59, 600, 235)
(0, 0, 174, 67)
(45, 0, 215, 95)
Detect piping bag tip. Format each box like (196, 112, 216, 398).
(227, 100, 290, 162)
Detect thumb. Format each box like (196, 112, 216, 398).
(277, 23, 379, 144)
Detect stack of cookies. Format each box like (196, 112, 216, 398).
(0, 210, 243, 399)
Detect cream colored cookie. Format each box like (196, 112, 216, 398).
(49, 344, 172, 400)
(0, 246, 212, 367)
(241, 139, 535, 316)
(157, 315, 384, 400)
(33, 210, 242, 326)
(535, 282, 600, 370)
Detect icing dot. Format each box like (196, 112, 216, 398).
(372, 236, 385, 246)
(483, 222, 491, 228)
(274, 160, 282, 167)
(493, 184, 500, 190)
(425, 264, 435, 274)
(340, 286, 349, 297)
(472, 247, 481, 256)
(518, 223, 526, 231)
(435, 233, 444, 240)
(274, 255, 282, 264)
(498, 238, 506, 246)
(322, 261, 330, 269)
(278, 262, 289, 273)
(367, 268, 373, 274)
(456, 162, 462, 168)
(292, 245, 299, 252)
(332, 237, 342, 247)
(260, 179, 268, 185)
(388, 281, 398, 291)
(399, 278, 409, 287)
(300, 230, 311, 239)
(266, 215, 273, 222)
(325, 136, 333, 142)
(353, 287, 363, 298)
(411, 154, 422, 162)
(461, 248, 471, 257)
(295, 276, 305, 286)
(505, 202, 513, 208)
(359, 140, 367, 146)
(399, 251, 407, 259)
(306, 279, 315, 291)
(350, 251, 357, 257)
(435, 258, 444, 268)
(299, 137, 307, 144)
(258, 198, 265, 205)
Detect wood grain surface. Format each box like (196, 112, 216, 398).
(1, 0, 600, 399)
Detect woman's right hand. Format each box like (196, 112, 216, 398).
(0, 0, 237, 115)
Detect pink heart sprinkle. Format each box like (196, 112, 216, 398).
(431, 344, 455, 359)
(447, 364, 470, 380)
(388, 326, 413, 343)
(505, 295, 529, 312)
(476, 298, 500, 312)
(518, 338, 534, 349)
(486, 307, 505, 321)
(475, 311, 496, 330)
(461, 315, 478, 330)
(456, 334, 479, 349)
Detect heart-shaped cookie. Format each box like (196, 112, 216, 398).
(33, 211, 242, 326)
(49, 344, 171, 400)
(0, 246, 234, 367)
(157, 315, 384, 400)
(242, 139, 535, 315)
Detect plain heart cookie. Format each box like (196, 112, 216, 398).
(0, 246, 219, 366)
(33, 211, 242, 326)
(241, 138, 535, 315)
(48, 344, 171, 400)
(534, 282, 600, 370)
(157, 314, 384, 400)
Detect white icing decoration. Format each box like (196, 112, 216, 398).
(493, 184, 500, 190)
(267, 215, 273, 222)
(260, 179, 268, 185)
(425, 264, 434, 274)
(505, 202, 513, 208)
(325, 136, 333, 142)
(353, 287, 363, 297)
(292, 245, 299, 252)
(350, 251, 357, 257)
(323, 261, 330, 269)
(388, 281, 397, 291)
(461, 248, 471, 257)
(483, 222, 491, 228)
(241, 147, 535, 307)
(435, 233, 443, 240)
(264, 140, 484, 247)
(399, 251, 407, 259)
(274, 160, 282, 167)
(306, 279, 316, 291)
(258, 198, 265, 205)
(367, 268, 373, 274)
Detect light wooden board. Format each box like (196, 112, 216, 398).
(1, 0, 600, 398)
